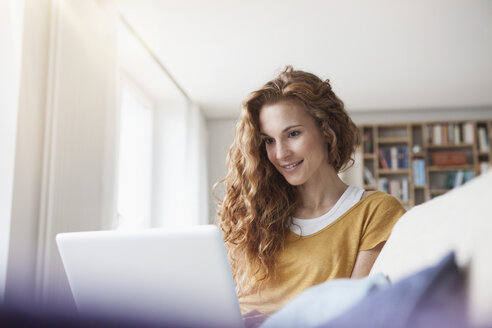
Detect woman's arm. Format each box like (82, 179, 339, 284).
(350, 241, 386, 279)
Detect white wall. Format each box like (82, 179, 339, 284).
(0, 0, 24, 302)
(207, 106, 492, 222)
(207, 119, 237, 223)
(348, 106, 492, 125)
(186, 103, 209, 226)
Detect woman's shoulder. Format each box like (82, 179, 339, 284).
(361, 190, 377, 199)
(351, 190, 406, 230)
(360, 190, 404, 208)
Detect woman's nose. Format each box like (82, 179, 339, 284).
(276, 142, 291, 160)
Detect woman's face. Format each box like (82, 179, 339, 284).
(259, 101, 329, 186)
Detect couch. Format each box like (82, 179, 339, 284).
(370, 169, 492, 327)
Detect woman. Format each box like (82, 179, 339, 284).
(216, 66, 405, 316)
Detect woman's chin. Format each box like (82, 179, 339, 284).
(284, 176, 306, 186)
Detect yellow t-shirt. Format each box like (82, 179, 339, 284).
(238, 191, 406, 314)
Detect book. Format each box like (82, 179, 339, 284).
(478, 127, 489, 152)
(419, 159, 426, 185)
(454, 170, 464, 187)
(463, 122, 474, 144)
(364, 131, 373, 153)
(480, 161, 491, 174)
(397, 147, 407, 168)
(453, 124, 461, 144)
(378, 177, 389, 193)
(390, 147, 398, 170)
(412, 159, 420, 186)
(442, 124, 448, 144)
(443, 170, 474, 189)
(378, 148, 389, 169)
(412, 158, 426, 186)
(403, 147, 409, 168)
(401, 178, 409, 201)
(445, 171, 456, 189)
(378, 146, 409, 170)
(433, 124, 442, 145)
(426, 125, 433, 144)
(363, 167, 376, 186)
(464, 170, 475, 183)
(389, 180, 401, 199)
(447, 123, 454, 144)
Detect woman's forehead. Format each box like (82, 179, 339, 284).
(259, 101, 314, 133)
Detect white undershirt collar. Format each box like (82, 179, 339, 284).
(290, 185, 365, 236)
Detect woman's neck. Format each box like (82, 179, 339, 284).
(295, 166, 348, 219)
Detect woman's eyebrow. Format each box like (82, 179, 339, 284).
(282, 124, 302, 132)
(260, 125, 302, 137)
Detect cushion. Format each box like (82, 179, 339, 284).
(260, 273, 389, 328)
(321, 251, 468, 328)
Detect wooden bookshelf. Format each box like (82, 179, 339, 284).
(359, 120, 492, 208)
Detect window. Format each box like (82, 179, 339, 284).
(116, 83, 153, 230)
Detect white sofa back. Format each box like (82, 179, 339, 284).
(370, 170, 492, 326)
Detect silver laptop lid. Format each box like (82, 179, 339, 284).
(56, 225, 244, 328)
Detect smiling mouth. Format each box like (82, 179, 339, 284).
(281, 160, 303, 169)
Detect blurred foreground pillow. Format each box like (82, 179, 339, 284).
(322, 251, 467, 328)
(260, 273, 389, 328)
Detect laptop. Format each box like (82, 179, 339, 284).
(56, 225, 245, 328)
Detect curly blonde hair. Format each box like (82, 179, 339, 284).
(215, 66, 359, 292)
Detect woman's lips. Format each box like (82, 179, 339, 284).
(281, 160, 303, 173)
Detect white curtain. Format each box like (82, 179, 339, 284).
(6, 0, 118, 310)
(0, 0, 24, 302)
(5, 0, 209, 310)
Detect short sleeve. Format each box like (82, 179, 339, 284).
(358, 194, 406, 251)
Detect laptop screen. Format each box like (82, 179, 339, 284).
(56, 225, 244, 328)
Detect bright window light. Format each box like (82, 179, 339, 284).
(116, 85, 153, 230)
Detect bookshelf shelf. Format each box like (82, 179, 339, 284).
(427, 143, 475, 149)
(378, 169, 410, 175)
(377, 137, 409, 144)
(428, 165, 475, 172)
(359, 119, 492, 208)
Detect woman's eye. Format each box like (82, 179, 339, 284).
(289, 131, 300, 138)
(264, 138, 275, 145)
